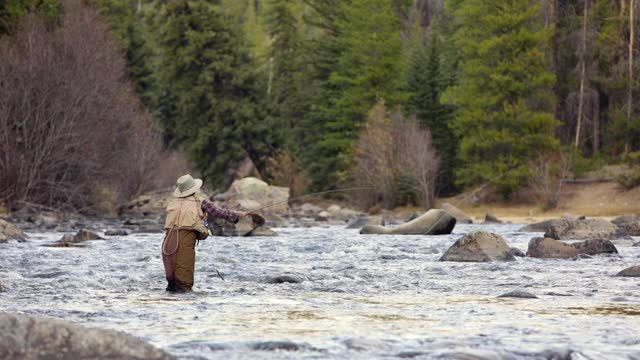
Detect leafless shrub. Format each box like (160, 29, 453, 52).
(528, 151, 571, 210)
(352, 99, 439, 210)
(0, 1, 162, 212)
(352, 99, 397, 209)
(393, 113, 439, 209)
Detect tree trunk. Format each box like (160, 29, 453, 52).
(593, 95, 600, 154)
(575, 0, 588, 149)
(627, 0, 634, 153)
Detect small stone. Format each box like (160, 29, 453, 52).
(616, 266, 640, 277)
(484, 213, 502, 223)
(632, 241, 640, 247)
(105, 229, 129, 236)
(498, 290, 538, 299)
(252, 341, 301, 351)
(508, 247, 526, 257)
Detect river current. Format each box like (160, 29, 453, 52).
(1, 223, 639, 359)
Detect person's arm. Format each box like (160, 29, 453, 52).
(201, 199, 247, 223)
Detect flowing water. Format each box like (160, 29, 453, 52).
(1, 224, 639, 359)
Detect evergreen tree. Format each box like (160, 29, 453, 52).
(293, 0, 343, 190)
(443, 0, 559, 196)
(314, 0, 407, 186)
(153, 0, 275, 188)
(0, 0, 61, 35)
(93, 0, 156, 107)
(265, 0, 301, 148)
(406, 17, 458, 195)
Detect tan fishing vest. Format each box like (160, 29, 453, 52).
(164, 195, 208, 235)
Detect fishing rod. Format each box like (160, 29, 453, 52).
(247, 187, 374, 215)
(241, 187, 374, 236)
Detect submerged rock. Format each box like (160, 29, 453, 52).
(360, 209, 456, 235)
(527, 237, 618, 259)
(208, 214, 276, 237)
(252, 341, 304, 351)
(74, 229, 104, 242)
(440, 203, 473, 224)
(0, 219, 28, 243)
(440, 231, 515, 262)
(508, 248, 526, 257)
(0, 313, 174, 359)
(266, 274, 304, 284)
(498, 290, 538, 299)
(616, 266, 640, 277)
(105, 229, 129, 236)
(544, 218, 617, 240)
(346, 215, 384, 229)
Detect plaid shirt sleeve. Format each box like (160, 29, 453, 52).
(201, 199, 240, 223)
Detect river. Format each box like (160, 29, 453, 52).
(1, 224, 639, 359)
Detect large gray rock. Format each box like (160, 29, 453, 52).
(527, 237, 618, 259)
(224, 177, 289, 213)
(544, 218, 617, 240)
(346, 215, 384, 229)
(440, 231, 515, 262)
(616, 266, 640, 277)
(0, 219, 28, 243)
(0, 312, 174, 359)
(611, 214, 640, 226)
(360, 209, 456, 235)
(440, 203, 473, 224)
(526, 238, 577, 258)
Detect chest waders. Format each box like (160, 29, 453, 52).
(162, 207, 183, 292)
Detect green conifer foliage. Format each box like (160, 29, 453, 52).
(443, 0, 560, 196)
(406, 18, 458, 195)
(316, 0, 407, 185)
(93, 0, 155, 107)
(153, 1, 274, 188)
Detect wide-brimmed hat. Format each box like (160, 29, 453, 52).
(173, 174, 203, 198)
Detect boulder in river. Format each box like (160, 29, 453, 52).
(266, 273, 304, 284)
(484, 213, 502, 224)
(105, 229, 129, 236)
(346, 215, 384, 229)
(440, 231, 515, 262)
(440, 203, 473, 224)
(360, 209, 456, 235)
(74, 229, 104, 242)
(509, 248, 526, 257)
(0, 219, 28, 243)
(570, 238, 618, 256)
(544, 217, 617, 240)
(0, 312, 174, 359)
(223, 177, 290, 213)
(616, 266, 640, 277)
(527, 237, 618, 259)
(526, 237, 577, 258)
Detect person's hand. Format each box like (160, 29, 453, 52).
(238, 211, 250, 218)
